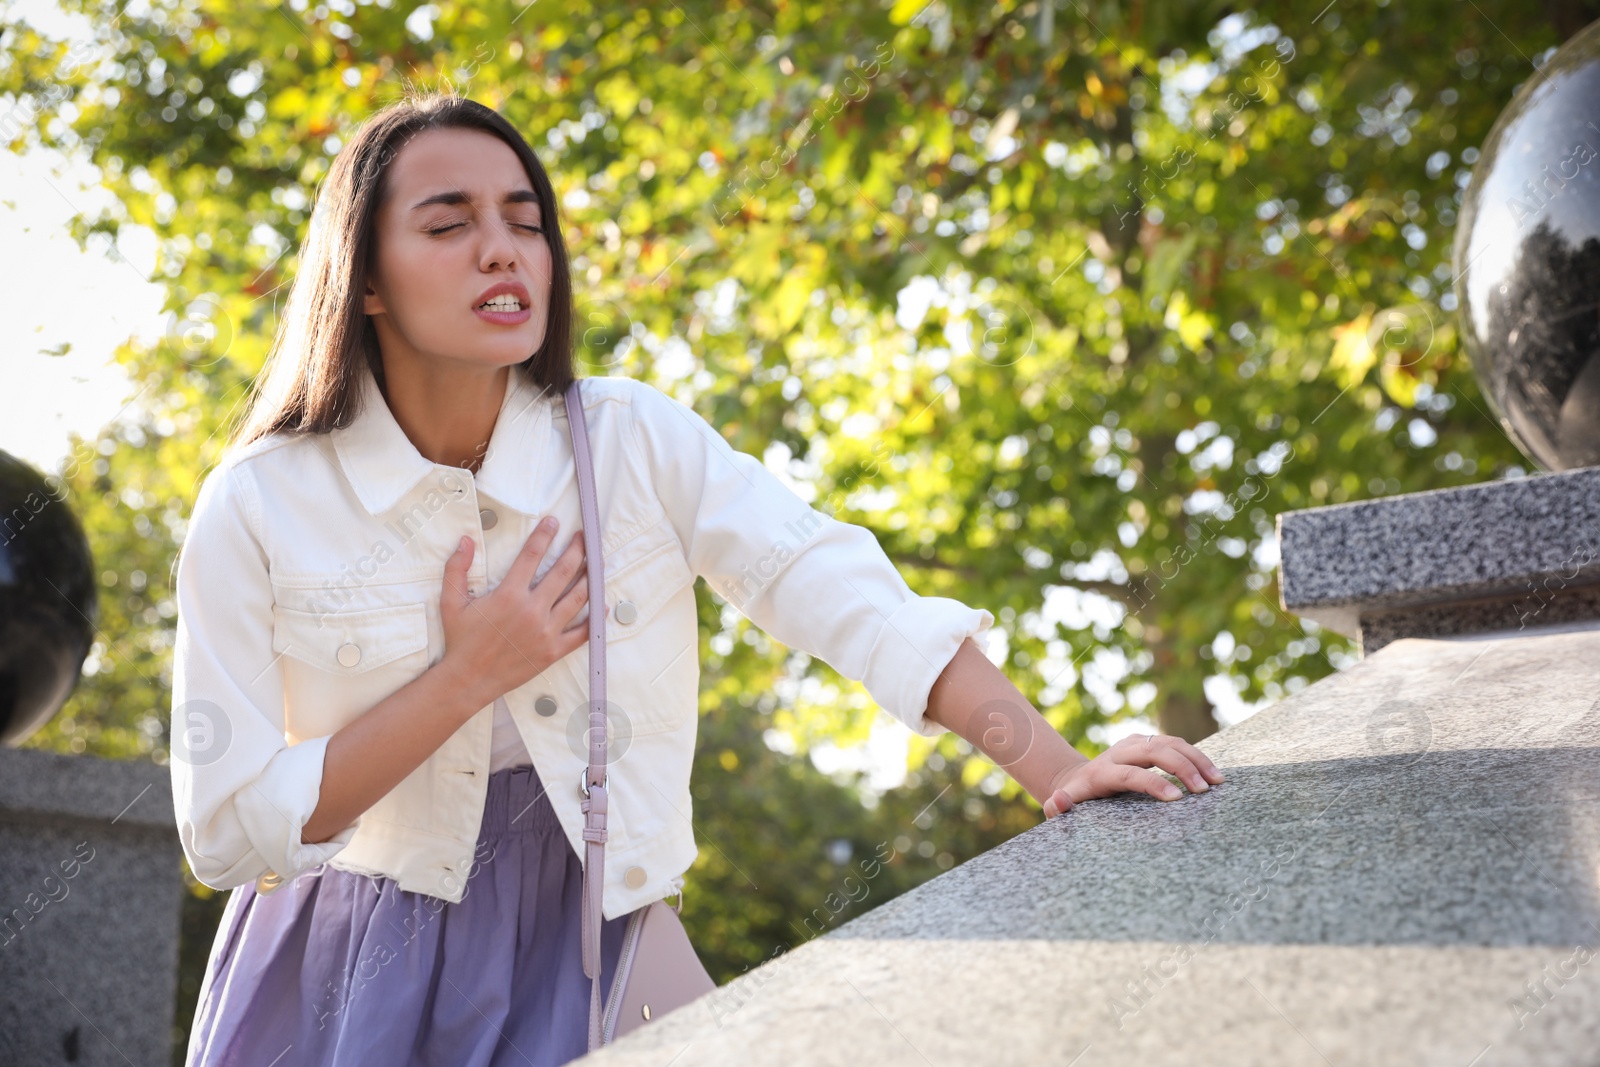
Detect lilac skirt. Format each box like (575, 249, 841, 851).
(184, 763, 633, 1067)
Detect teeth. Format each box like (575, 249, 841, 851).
(480, 295, 523, 311)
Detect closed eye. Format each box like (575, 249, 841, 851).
(425, 223, 545, 236)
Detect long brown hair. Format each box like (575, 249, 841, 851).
(228, 92, 575, 450)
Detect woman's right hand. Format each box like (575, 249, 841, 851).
(438, 516, 593, 708)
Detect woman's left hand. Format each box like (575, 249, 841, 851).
(1041, 734, 1226, 819)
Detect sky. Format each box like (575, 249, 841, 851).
(2, 0, 168, 475)
(0, 145, 167, 474)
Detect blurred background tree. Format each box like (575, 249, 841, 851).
(2, 0, 1580, 1058)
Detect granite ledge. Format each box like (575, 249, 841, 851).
(1276, 465, 1600, 636)
(0, 745, 173, 832)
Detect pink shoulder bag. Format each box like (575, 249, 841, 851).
(563, 378, 717, 1051)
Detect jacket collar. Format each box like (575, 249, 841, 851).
(330, 364, 556, 517)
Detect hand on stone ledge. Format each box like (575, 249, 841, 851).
(1041, 734, 1226, 819)
(922, 638, 1226, 821)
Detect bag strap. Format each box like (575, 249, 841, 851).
(563, 378, 609, 1052)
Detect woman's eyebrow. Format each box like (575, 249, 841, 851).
(409, 189, 541, 212)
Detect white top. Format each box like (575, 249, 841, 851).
(489, 695, 533, 772)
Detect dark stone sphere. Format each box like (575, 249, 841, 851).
(0, 450, 97, 746)
(1454, 17, 1600, 471)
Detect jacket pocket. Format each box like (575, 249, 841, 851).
(272, 602, 432, 740)
(561, 521, 698, 736)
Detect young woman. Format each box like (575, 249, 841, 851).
(171, 93, 1224, 1066)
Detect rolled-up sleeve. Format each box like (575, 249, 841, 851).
(169, 459, 358, 892)
(627, 383, 994, 737)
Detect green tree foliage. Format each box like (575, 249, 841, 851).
(2, 0, 1577, 1056)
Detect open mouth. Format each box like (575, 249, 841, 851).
(477, 296, 527, 312)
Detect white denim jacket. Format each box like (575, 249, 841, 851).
(169, 367, 994, 918)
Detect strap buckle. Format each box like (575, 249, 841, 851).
(665, 874, 686, 914)
(580, 769, 607, 799)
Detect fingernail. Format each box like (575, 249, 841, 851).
(541, 516, 556, 529)
(1164, 785, 1182, 800)
(458, 535, 470, 551)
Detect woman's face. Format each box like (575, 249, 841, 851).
(362, 126, 553, 375)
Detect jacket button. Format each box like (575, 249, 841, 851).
(614, 600, 638, 625)
(535, 695, 558, 717)
(337, 642, 362, 667)
(479, 508, 498, 530)
(624, 865, 647, 889)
